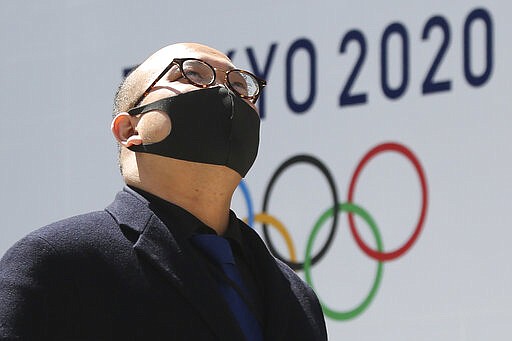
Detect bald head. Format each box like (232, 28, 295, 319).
(113, 43, 232, 116)
(112, 43, 236, 174)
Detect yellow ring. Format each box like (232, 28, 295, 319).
(244, 213, 297, 262)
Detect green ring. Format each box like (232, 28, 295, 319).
(304, 203, 384, 320)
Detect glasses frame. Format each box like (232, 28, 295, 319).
(132, 58, 267, 108)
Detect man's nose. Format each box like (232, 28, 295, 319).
(213, 70, 229, 87)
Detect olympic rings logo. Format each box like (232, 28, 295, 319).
(237, 142, 428, 320)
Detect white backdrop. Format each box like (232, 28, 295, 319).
(1, 1, 511, 340)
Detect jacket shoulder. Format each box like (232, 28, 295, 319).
(31, 210, 118, 249)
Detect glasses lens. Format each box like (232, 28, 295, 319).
(227, 71, 260, 98)
(182, 60, 215, 86)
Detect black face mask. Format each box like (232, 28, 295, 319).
(127, 86, 260, 177)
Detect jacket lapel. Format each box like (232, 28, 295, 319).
(106, 189, 245, 340)
(241, 223, 293, 340)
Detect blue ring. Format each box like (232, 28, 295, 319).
(238, 179, 254, 227)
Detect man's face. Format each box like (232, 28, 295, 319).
(132, 43, 258, 145)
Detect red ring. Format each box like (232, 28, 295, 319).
(347, 142, 428, 261)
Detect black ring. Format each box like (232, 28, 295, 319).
(261, 155, 340, 270)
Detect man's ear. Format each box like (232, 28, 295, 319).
(111, 112, 143, 147)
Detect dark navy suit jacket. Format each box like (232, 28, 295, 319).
(0, 188, 327, 340)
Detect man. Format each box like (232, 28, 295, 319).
(0, 43, 327, 340)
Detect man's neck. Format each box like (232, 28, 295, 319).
(125, 156, 241, 235)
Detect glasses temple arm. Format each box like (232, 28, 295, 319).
(132, 61, 176, 107)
